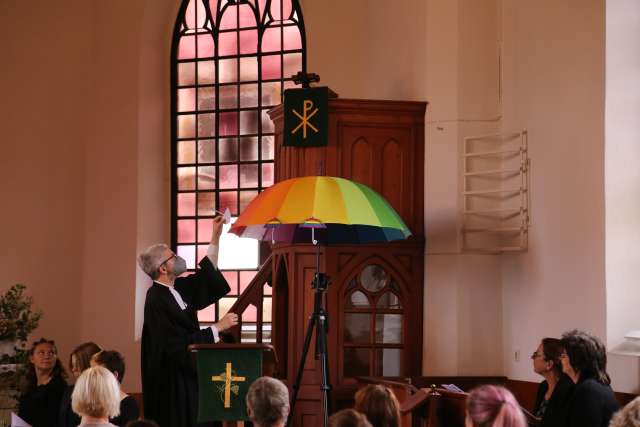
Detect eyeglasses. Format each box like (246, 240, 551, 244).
(160, 253, 177, 267)
(531, 351, 545, 360)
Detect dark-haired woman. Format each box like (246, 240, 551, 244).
(531, 338, 572, 427)
(18, 338, 68, 427)
(59, 341, 102, 427)
(560, 330, 619, 427)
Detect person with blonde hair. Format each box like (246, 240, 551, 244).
(354, 385, 401, 427)
(72, 366, 121, 427)
(609, 396, 640, 427)
(466, 385, 526, 427)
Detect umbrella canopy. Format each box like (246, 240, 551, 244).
(229, 176, 411, 244)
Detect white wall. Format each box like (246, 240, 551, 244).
(605, 0, 640, 393)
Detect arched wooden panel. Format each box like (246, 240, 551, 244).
(381, 138, 404, 215)
(349, 137, 373, 186)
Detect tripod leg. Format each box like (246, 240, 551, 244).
(288, 313, 317, 425)
(316, 311, 332, 427)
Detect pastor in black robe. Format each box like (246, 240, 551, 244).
(141, 256, 230, 427)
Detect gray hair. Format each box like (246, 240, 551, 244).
(610, 397, 640, 427)
(138, 243, 170, 280)
(246, 377, 290, 427)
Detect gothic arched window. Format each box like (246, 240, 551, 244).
(343, 264, 405, 377)
(171, 0, 306, 337)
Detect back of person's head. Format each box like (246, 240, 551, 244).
(125, 420, 160, 427)
(329, 409, 373, 427)
(138, 243, 170, 280)
(560, 329, 610, 385)
(541, 337, 564, 376)
(70, 341, 102, 377)
(93, 350, 126, 383)
(354, 385, 400, 427)
(610, 396, 640, 427)
(466, 385, 526, 427)
(246, 377, 290, 427)
(71, 366, 121, 419)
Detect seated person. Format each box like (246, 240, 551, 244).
(329, 409, 373, 427)
(531, 337, 573, 427)
(71, 366, 120, 427)
(125, 421, 159, 427)
(466, 385, 526, 427)
(354, 384, 401, 427)
(18, 338, 68, 427)
(91, 350, 140, 426)
(59, 341, 102, 427)
(245, 377, 290, 427)
(609, 396, 640, 427)
(560, 330, 619, 427)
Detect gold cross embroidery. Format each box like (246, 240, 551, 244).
(211, 362, 246, 408)
(291, 99, 319, 139)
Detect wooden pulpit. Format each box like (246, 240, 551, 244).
(189, 344, 278, 423)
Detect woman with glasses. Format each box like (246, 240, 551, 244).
(559, 330, 619, 427)
(18, 338, 68, 427)
(531, 338, 573, 427)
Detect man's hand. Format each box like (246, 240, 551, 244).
(215, 312, 239, 332)
(211, 215, 224, 244)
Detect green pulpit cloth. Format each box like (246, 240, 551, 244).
(196, 347, 262, 422)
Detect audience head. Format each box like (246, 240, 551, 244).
(354, 385, 400, 427)
(560, 329, 610, 385)
(91, 350, 126, 384)
(70, 342, 101, 379)
(138, 243, 186, 281)
(609, 396, 640, 427)
(245, 377, 290, 427)
(466, 385, 526, 427)
(125, 421, 160, 427)
(532, 338, 563, 378)
(71, 366, 121, 420)
(329, 409, 373, 427)
(23, 338, 66, 391)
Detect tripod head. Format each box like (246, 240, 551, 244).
(312, 272, 330, 291)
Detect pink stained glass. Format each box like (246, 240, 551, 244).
(261, 135, 274, 160)
(178, 62, 196, 86)
(240, 110, 259, 135)
(197, 219, 213, 242)
(283, 52, 301, 78)
(197, 245, 208, 264)
(263, 282, 272, 296)
(177, 220, 196, 243)
(263, 297, 272, 322)
(258, 0, 268, 17)
(242, 304, 257, 322)
(261, 27, 282, 52)
(262, 163, 274, 187)
(271, 0, 293, 21)
(240, 136, 258, 161)
(185, 0, 207, 29)
(198, 139, 216, 163)
(197, 113, 216, 137)
(219, 85, 238, 109)
(197, 61, 215, 84)
(219, 191, 238, 215)
(220, 5, 238, 30)
(178, 193, 196, 217)
(261, 109, 274, 133)
(240, 84, 259, 108)
(197, 87, 215, 111)
(240, 30, 258, 55)
(283, 25, 302, 50)
(239, 4, 256, 27)
(197, 34, 215, 57)
(219, 58, 238, 83)
(178, 114, 196, 138)
(197, 166, 216, 190)
(178, 167, 196, 190)
(219, 164, 238, 189)
(178, 140, 196, 164)
(178, 35, 196, 59)
(240, 164, 259, 187)
(218, 32, 238, 56)
(219, 297, 236, 317)
(177, 245, 196, 269)
(178, 88, 196, 112)
(240, 271, 257, 294)
(219, 112, 238, 136)
(240, 57, 258, 81)
(197, 192, 216, 216)
(240, 191, 258, 211)
(198, 305, 216, 322)
(219, 137, 238, 162)
(223, 271, 239, 294)
(261, 55, 281, 80)
(261, 81, 281, 106)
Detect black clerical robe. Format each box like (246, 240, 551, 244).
(141, 256, 230, 427)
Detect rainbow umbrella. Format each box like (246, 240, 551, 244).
(229, 176, 411, 244)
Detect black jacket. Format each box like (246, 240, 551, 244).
(533, 374, 573, 427)
(566, 377, 619, 427)
(18, 375, 67, 427)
